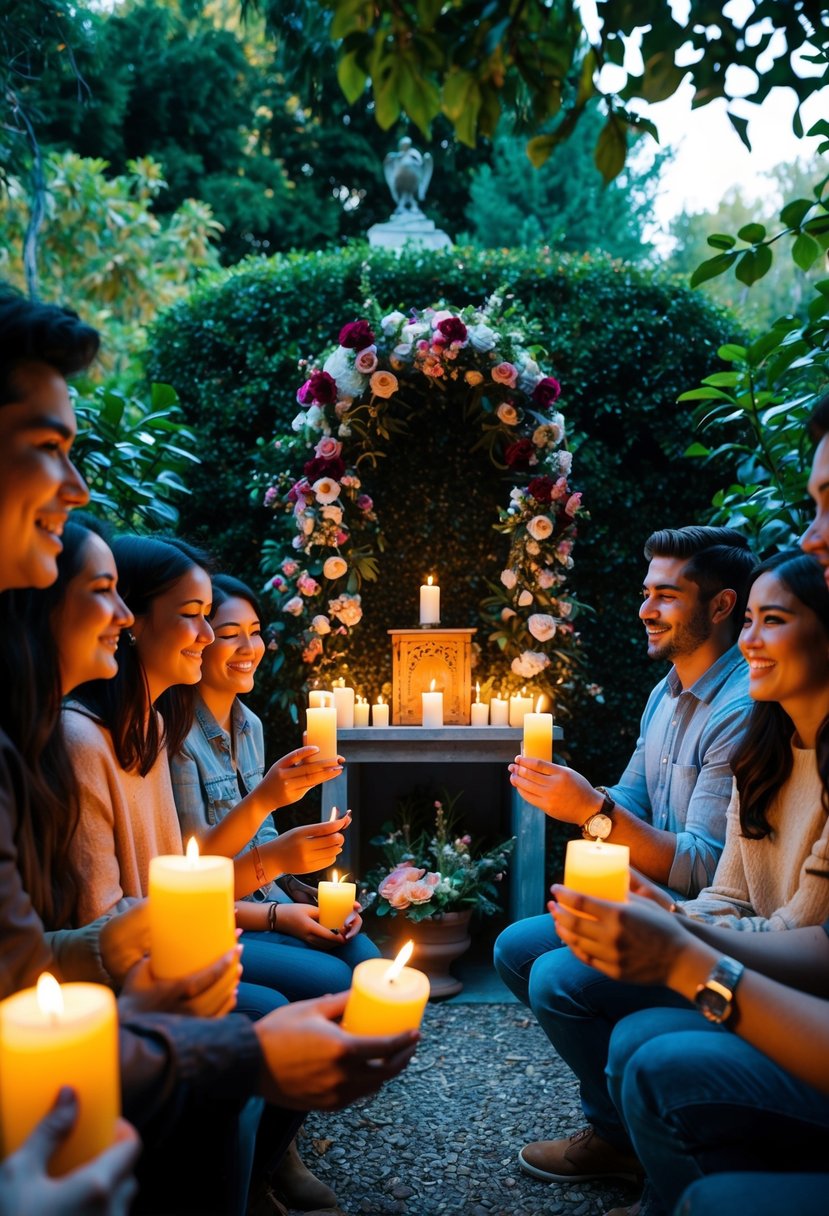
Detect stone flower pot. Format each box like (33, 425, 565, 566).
(388, 909, 473, 999)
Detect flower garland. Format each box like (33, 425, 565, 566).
(260, 294, 585, 713)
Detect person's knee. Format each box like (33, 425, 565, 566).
(493, 915, 560, 991)
(676, 1172, 829, 1216)
(527, 944, 596, 1021)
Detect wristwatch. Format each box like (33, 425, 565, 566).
(694, 956, 744, 1024)
(581, 786, 615, 840)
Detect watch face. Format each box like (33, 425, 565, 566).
(696, 988, 730, 1023)
(585, 813, 612, 840)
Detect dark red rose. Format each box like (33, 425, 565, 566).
(303, 455, 346, 482)
(338, 319, 376, 351)
(287, 478, 311, 504)
(437, 316, 468, 344)
(528, 475, 555, 503)
(532, 376, 561, 408)
(306, 370, 338, 405)
(504, 439, 535, 469)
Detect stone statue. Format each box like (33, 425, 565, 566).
(383, 137, 434, 217)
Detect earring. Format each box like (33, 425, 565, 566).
(126, 631, 137, 647)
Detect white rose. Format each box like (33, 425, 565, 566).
(291, 411, 306, 432)
(500, 569, 518, 589)
(381, 310, 407, 331)
(430, 309, 454, 326)
(283, 596, 304, 616)
(511, 650, 550, 678)
(323, 556, 348, 580)
(402, 321, 429, 343)
(558, 449, 573, 475)
(322, 504, 343, 524)
(468, 323, 497, 353)
(518, 589, 533, 607)
(323, 346, 367, 398)
(527, 515, 554, 541)
(311, 615, 331, 634)
(537, 569, 556, 589)
(393, 342, 413, 361)
(312, 477, 341, 505)
(528, 613, 557, 642)
(305, 404, 326, 431)
(518, 358, 542, 393)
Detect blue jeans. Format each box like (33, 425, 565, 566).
(608, 1008, 829, 1215)
(241, 928, 380, 1002)
(677, 1173, 828, 1216)
(493, 913, 563, 1005)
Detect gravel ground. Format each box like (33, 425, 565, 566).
(296, 1002, 640, 1216)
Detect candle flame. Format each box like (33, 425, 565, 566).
(385, 940, 414, 982)
(429, 678, 436, 692)
(535, 695, 546, 713)
(378, 694, 384, 705)
(329, 805, 339, 821)
(186, 836, 200, 864)
(475, 681, 481, 703)
(427, 575, 433, 586)
(36, 972, 63, 1018)
(331, 868, 338, 883)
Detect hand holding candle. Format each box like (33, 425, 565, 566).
(342, 941, 430, 1035)
(305, 703, 338, 761)
(317, 868, 358, 932)
(149, 838, 235, 987)
(563, 839, 630, 902)
(419, 575, 440, 625)
(523, 697, 553, 761)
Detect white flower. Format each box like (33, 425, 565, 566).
(558, 449, 573, 475)
(291, 411, 306, 432)
(402, 320, 429, 343)
(323, 556, 348, 580)
(537, 569, 556, 589)
(528, 613, 557, 642)
(305, 404, 326, 432)
(381, 310, 407, 331)
(312, 477, 341, 505)
(532, 421, 563, 448)
(496, 402, 519, 426)
(527, 515, 553, 541)
(322, 504, 343, 524)
(500, 568, 517, 589)
(323, 345, 367, 398)
(468, 323, 497, 353)
(338, 423, 352, 438)
(311, 614, 331, 634)
(430, 309, 454, 326)
(511, 650, 550, 678)
(518, 589, 533, 607)
(518, 357, 542, 393)
(329, 593, 362, 627)
(393, 343, 413, 361)
(283, 596, 304, 616)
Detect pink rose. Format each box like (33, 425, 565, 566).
(407, 880, 437, 905)
(565, 492, 582, 516)
(355, 349, 378, 374)
(356, 494, 374, 512)
(492, 362, 518, 387)
(283, 596, 304, 616)
(302, 636, 323, 663)
(338, 319, 376, 350)
(297, 572, 320, 596)
(314, 436, 342, 461)
(370, 370, 399, 398)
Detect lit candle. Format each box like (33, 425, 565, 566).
(523, 697, 553, 761)
(353, 695, 370, 726)
(308, 689, 333, 708)
(306, 704, 338, 761)
(342, 942, 430, 1036)
(419, 574, 440, 625)
(421, 679, 443, 728)
(317, 868, 358, 932)
(372, 694, 390, 727)
(0, 974, 119, 1174)
(489, 693, 509, 726)
(509, 688, 534, 727)
(332, 678, 355, 728)
(564, 840, 630, 902)
(149, 838, 236, 987)
(470, 682, 489, 725)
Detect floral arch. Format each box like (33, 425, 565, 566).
(259, 293, 587, 721)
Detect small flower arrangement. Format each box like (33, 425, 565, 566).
(361, 790, 515, 924)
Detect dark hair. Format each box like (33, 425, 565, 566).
(0, 515, 109, 926)
(644, 525, 757, 640)
(0, 291, 100, 405)
(209, 573, 263, 622)
(74, 535, 213, 775)
(732, 550, 829, 839)
(809, 392, 829, 444)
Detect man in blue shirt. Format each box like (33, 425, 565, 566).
(494, 525, 757, 1186)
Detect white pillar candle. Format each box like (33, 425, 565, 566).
(332, 681, 355, 728)
(353, 696, 370, 726)
(489, 695, 509, 726)
(419, 575, 440, 625)
(306, 705, 338, 761)
(470, 684, 489, 725)
(421, 680, 443, 728)
(509, 691, 534, 727)
(308, 689, 333, 708)
(372, 695, 390, 727)
(523, 712, 553, 761)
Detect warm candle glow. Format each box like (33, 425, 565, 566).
(475, 682, 481, 703)
(419, 575, 441, 624)
(378, 694, 384, 705)
(341, 944, 429, 1035)
(427, 575, 433, 587)
(36, 972, 63, 1019)
(422, 680, 444, 727)
(430, 678, 436, 692)
(186, 836, 199, 864)
(317, 869, 357, 931)
(535, 695, 546, 713)
(386, 940, 414, 982)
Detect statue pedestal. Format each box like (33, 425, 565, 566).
(368, 214, 452, 251)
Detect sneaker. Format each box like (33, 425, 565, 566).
(518, 1125, 642, 1183)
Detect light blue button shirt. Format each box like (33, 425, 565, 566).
(603, 644, 753, 898)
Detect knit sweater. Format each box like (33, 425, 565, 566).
(683, 743, 829, 931)
(64, 705, 182, 926)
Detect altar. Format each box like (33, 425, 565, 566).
(320, 724, 563, 920)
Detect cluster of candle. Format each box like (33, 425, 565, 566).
(308, 685, 389, 730)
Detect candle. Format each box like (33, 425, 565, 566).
(342, 942, 430, 1036)
(421, 679, 443, 728)
(0, 974, 119, 1174)
(489, 694, 509, 726)
(509, 689, 534, 727)
(523, 698, 553, 761)
(470, 684, 488, 726)
(149, 838, 236, 986)
(317, 868, 358, 932)
(419, 575, 440, 625)
(306, 705, 338, 761)
(564, 840, 630, 902)
(332, 678, 355, 729)
(372, 695, 390, 727)
(353, 695, 370, 726)
(308, 689, 333, 708)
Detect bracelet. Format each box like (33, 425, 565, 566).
(267, 902, 278, 933)
(251, 844, 267, 887)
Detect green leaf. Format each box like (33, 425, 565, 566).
(803, 213, 829, 237)
(707, 233, 737, 250)
(640, 52, 684, 103)
(373, 57, 401, 130)
(594, 114, 626, 183)
(780, 198, 813, 228)
(737, 222, 767, 244)
(526, 134, 556, 168)
(717, 343, 747, 361)
(727, 111, 751, 150)
(735, 244, 773, 286)
(399, 60, 441, 137)
(792, 232, 821, 271)
(337, 50, 367, 104)
(684, 442, 711, 457)
(690, 251, 738, 287)
(701, 371, 740, 387)
(416, 0, 443, 29)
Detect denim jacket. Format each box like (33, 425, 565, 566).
(169, 696, 281, 901)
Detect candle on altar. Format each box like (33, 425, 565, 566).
(421, 679, 443, 728)
(508, 688, 534, 727)
(564, 840, 630, 902)
(332, 678, 355, 729)
(149, 838, 236, 984)
(371, 694, 390, 727)
(317, 868, 358, 932)
(342, 942, 430, 1036)
(305, 704, 338, 761)
(470, 682, 489, 726)
(523, 697, 553, 761)
(353, 695, 370, 726)
(308, 689, 333, 708)
(0, 974, 119, 1174)
(489, 693, 509, 726)
(419, 575, 440, 626)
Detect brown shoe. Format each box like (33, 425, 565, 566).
(518, 1125, 642, 1183)
(269, 1137, 338, 1210)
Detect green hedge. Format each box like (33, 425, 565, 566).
(146, 244, 735, 778)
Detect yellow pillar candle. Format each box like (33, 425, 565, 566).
(306, 705, 338, 761)
(564, 840, 630, 902)
(342, 942, 430, 1036)
(149, 838, 236, 981)
(489, 694, 509, 726)
(419, 575, 440, 625)
(421, 679, 444, 728)
(372, 695, 390, 726)
(353, 695, 370, 726)
(0, 975, 119, 1175)
(523, 712, 553, 762)
(308, 689, 333, 708)
(317, 869, 358, 932)
(332, 679, 355, 728)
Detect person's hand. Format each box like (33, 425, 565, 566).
(118, 945, 242, 1019)
(508, 757, 602, 825)
(98, 900, 150, 986)
(269, 901, 365, 946)
(259, 746, 344, 810)
(264, 811, 351, 876)
(629, 866, 678, 911)
(549, 884, 692, 985)
(254, 991, 419, 1109)
(0, 1088, 140, 1216)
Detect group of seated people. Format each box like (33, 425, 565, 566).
(0, 292, 827, 1216)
